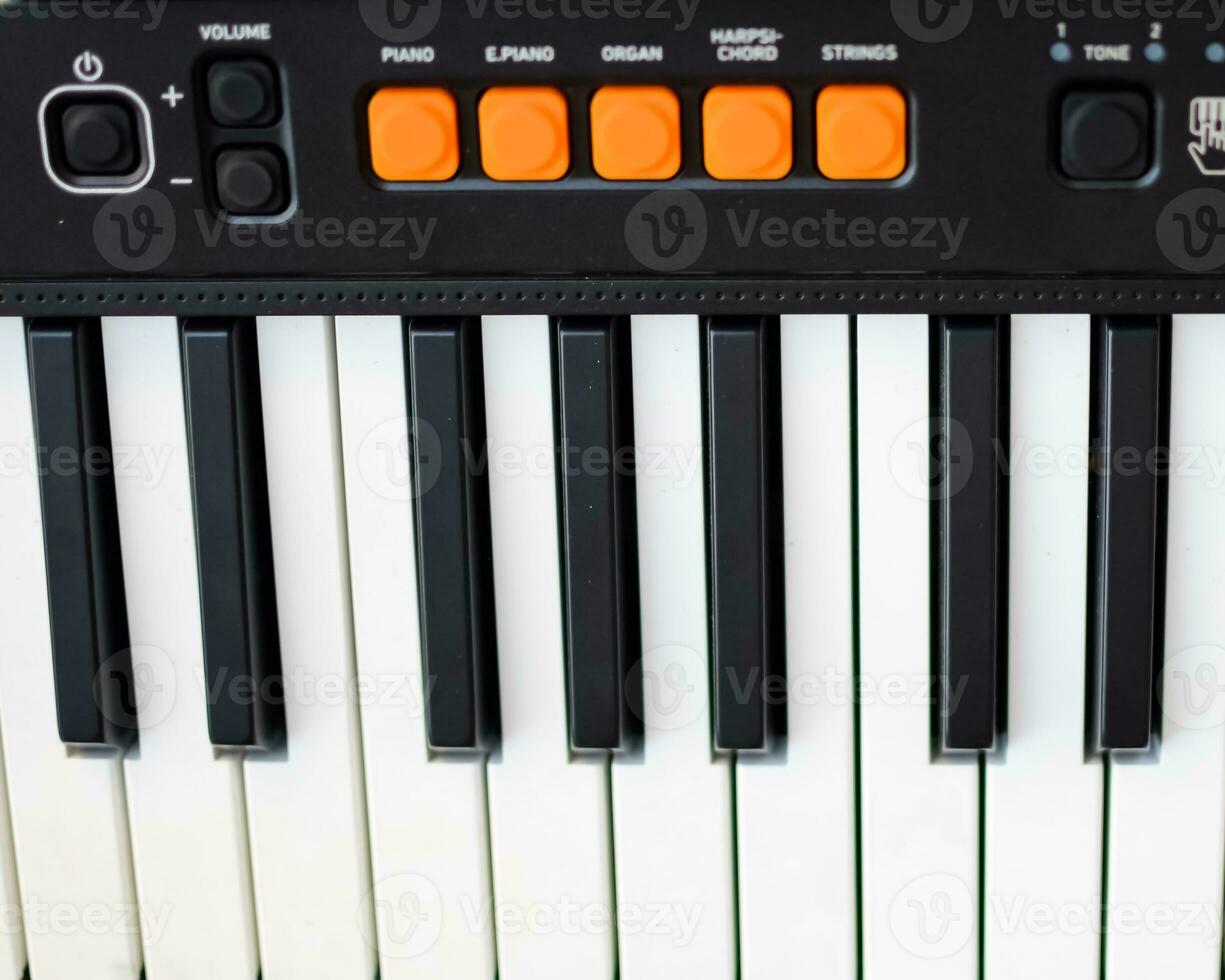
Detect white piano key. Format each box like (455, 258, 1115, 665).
(335, 315, 496, 979)
(245, 316, 375, 979)
(100, 315, 259, 979)
(856, 313, 978, 979)
(1104, 314, 1225, 978)
(613, 314, 737, 980)
(481, 315, 615, 980)
(0, 317, 140, 980)
(737, 315, 856, 979)
(983, 315, 1102, 979)
(0, 447, 23, 980)
(0, 750, 23, 980)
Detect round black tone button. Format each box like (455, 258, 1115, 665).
(215, 147, 287, 215)
(1060, 90, 1152, 181)
(208, 59, 279, 127)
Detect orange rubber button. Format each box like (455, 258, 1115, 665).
(590, 86, 681, 180)
(817, 85, 907, 180)
(368, 87, 460, 182)
(479, 87, 570, 181)
(702, 85, 792, 180)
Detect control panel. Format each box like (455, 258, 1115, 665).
(2, 0, 1224, 293)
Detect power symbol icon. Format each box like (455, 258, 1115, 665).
(73, 51, 104, 83)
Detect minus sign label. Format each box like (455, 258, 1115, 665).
(170, 177, 193, 185)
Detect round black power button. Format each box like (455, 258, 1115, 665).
(60, 101, 140, 176)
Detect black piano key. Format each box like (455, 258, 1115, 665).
(181, 319, 284, 749)
(932, 315, 1009, 753)
(405, 317, 499, 752)
(1087, 315, 1169, 753)
(554, 317, 641, 751)
(702, 317, 785, 752)
(27, 320, 135, 747)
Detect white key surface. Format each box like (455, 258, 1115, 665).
(1104, 314, 1225, 979)
(335, 315, 496, 979)
(737, 315, 857, 979)
(481, 315, 615, 980)
(0, 317, 140, 980)
(856, 313, 979, 978)
(613, 314, 737, 980)
(244, 316, 375, 979)
(983, 314, 1102, 979)
(0, 752, 22, 980)
(101, 315, 260, 979)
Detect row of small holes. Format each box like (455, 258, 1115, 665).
(0, 288, 1221, 307)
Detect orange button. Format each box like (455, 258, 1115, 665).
(816, 85, 907, 180)
(479, 87, 570, 181)
(368, 87, 460, 182)
(590, 86, 681, 180)
(702, 85, 792, 180)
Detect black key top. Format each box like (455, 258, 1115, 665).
(932, 316, 1009, 753)
(181, 319, 284, 749)
(701, 317, 785, 752)
(554, 317, 641, 751)
(405, 317, 499, 752)
(27, 320, 135, 747)
(1087, 315, 1169, 752)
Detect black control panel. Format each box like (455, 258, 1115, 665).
(1, 0, 1224, 315)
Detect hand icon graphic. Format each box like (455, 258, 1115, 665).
(1189, 97, 1225, 176)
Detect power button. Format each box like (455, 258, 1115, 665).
(39, 86, 154, 193)
(60, 101, 139, 176)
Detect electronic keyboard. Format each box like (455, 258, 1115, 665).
(1, 0, 1224, 978)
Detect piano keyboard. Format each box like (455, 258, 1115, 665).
(6, 0, 1225, 974)
(0, 311, 1220, 979)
